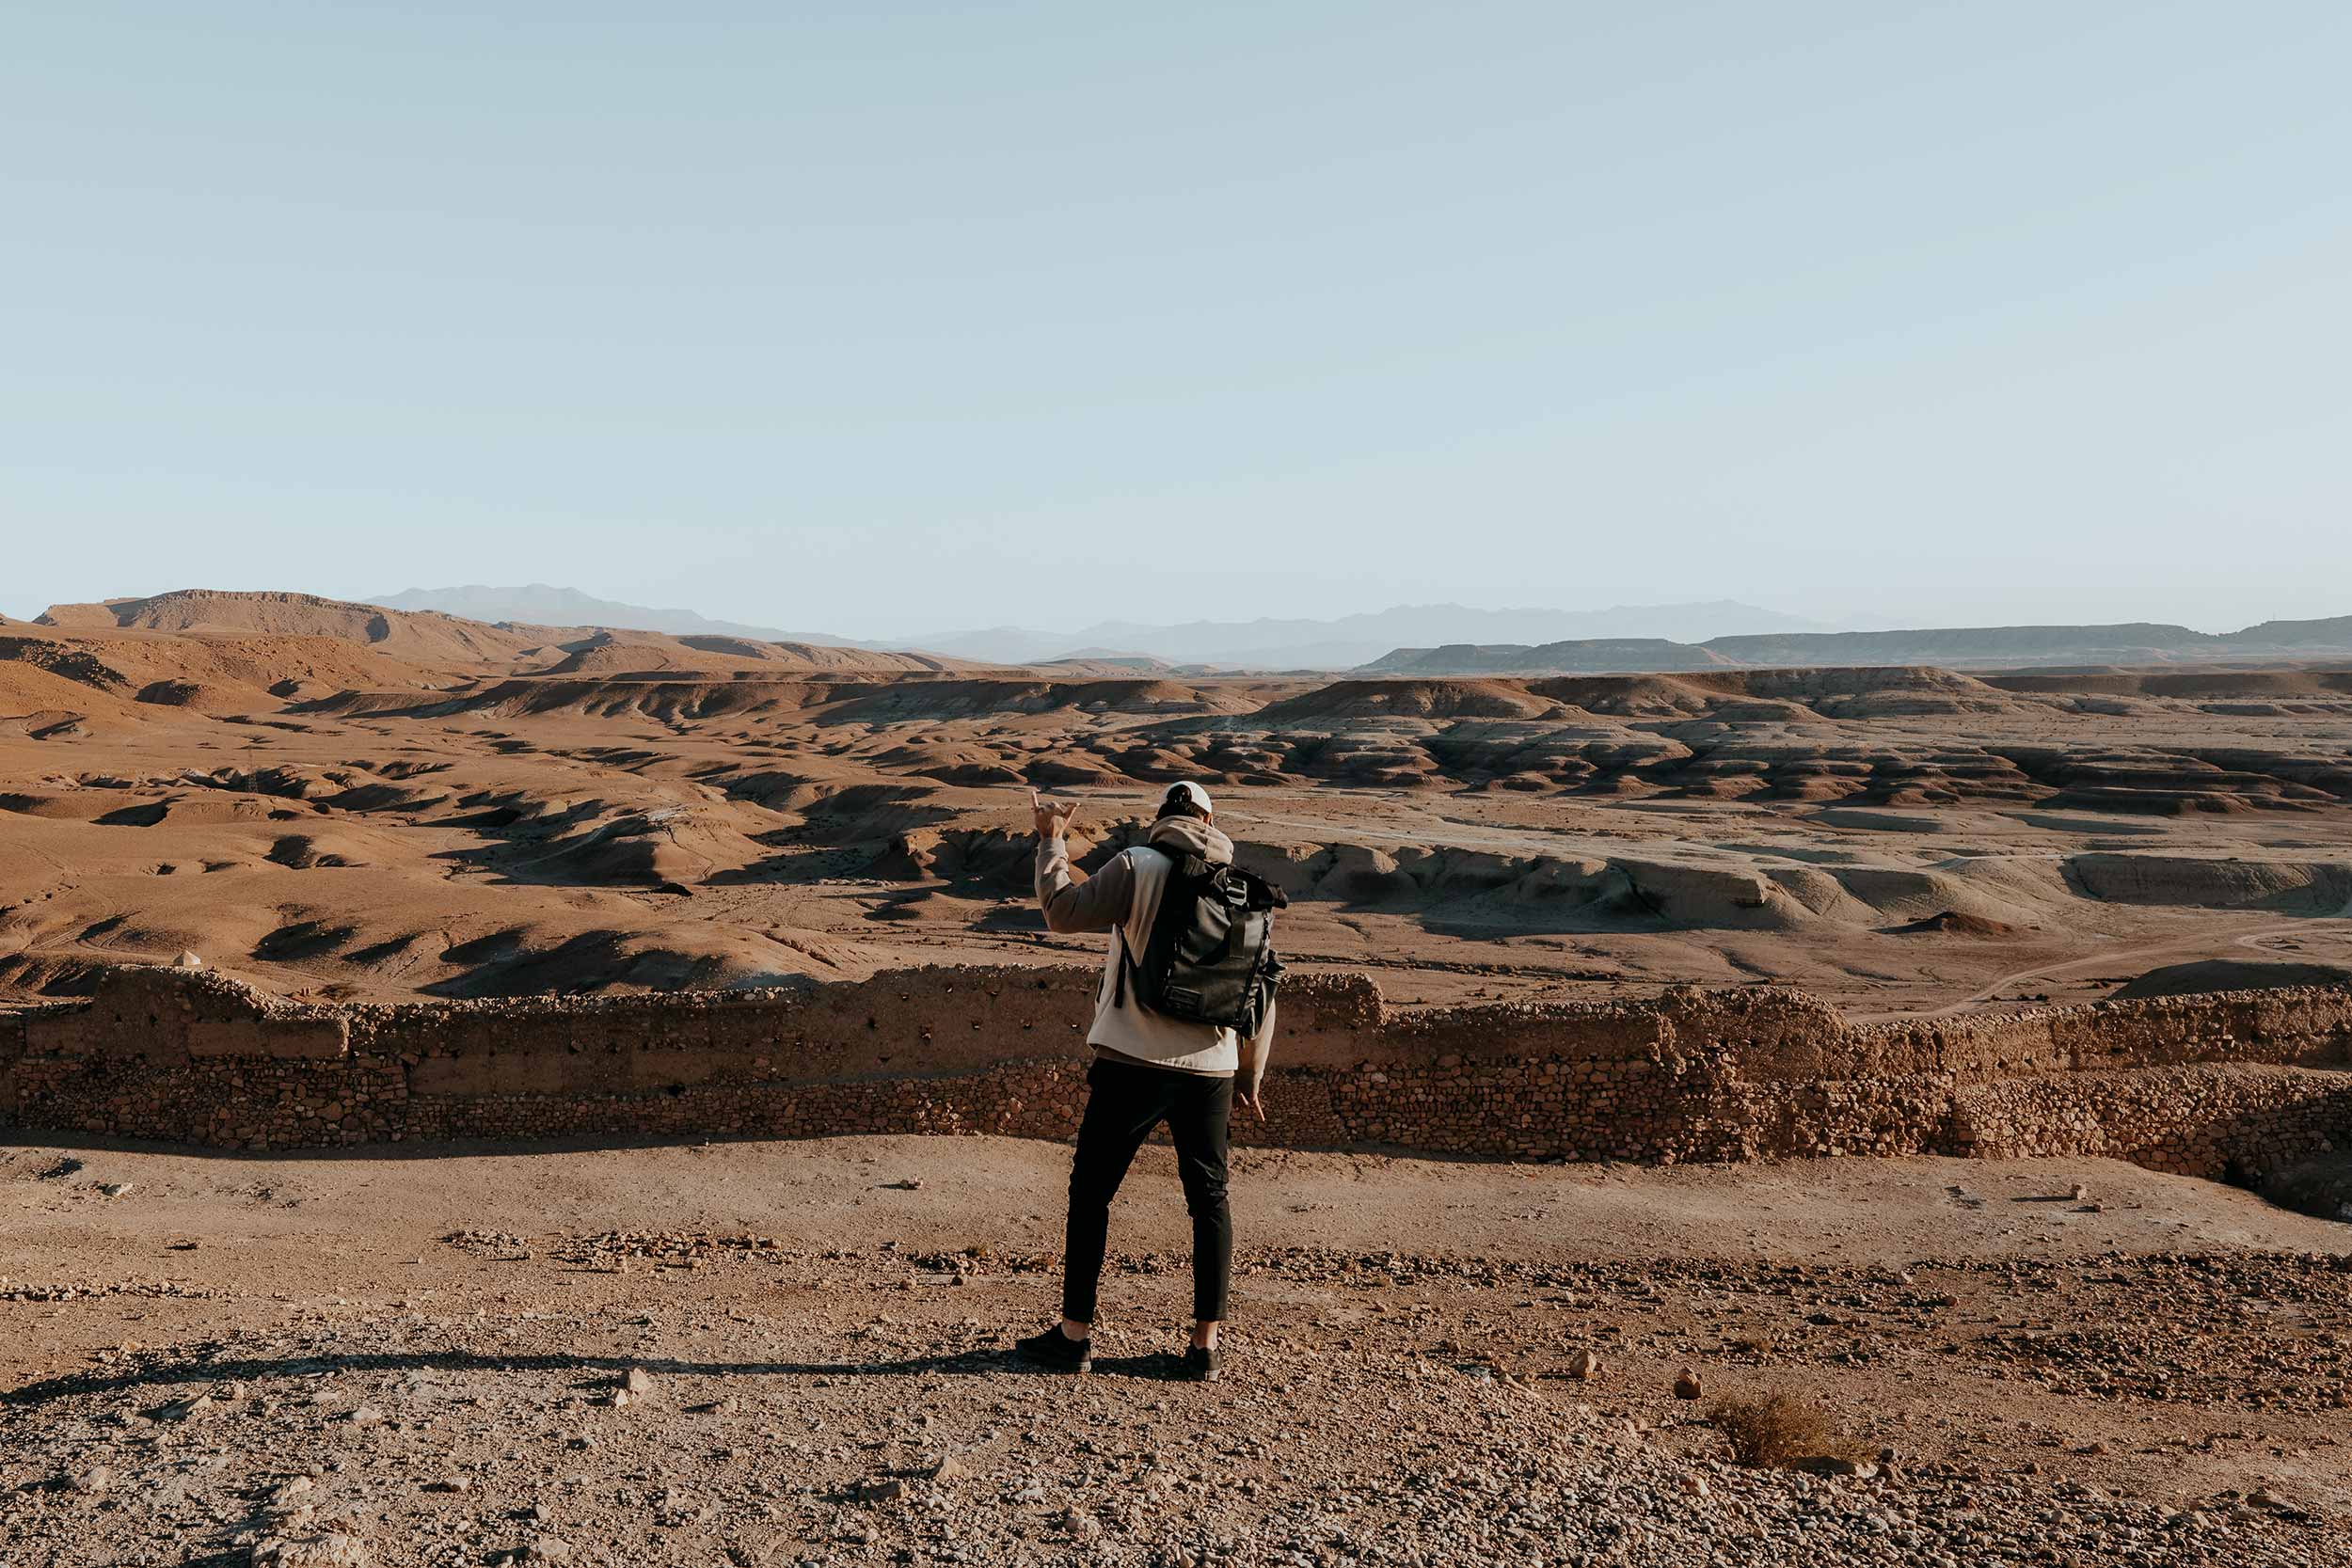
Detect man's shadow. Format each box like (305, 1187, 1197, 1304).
(3, 1344, 1200, 1412)
(1081, 1351, 1192, 1381)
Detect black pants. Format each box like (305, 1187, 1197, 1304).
(1061, 1056, 1232, 1325)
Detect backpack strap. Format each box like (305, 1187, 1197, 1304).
(1109, 845, 1145, 1009)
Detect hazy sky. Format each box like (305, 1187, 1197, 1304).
(6, 3, 2347, 636)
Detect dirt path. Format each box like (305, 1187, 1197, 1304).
(1855, 909, 2352, 1022)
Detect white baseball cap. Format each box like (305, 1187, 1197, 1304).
(1162, 781, 1214, 816)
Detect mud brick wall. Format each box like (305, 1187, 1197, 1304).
(0, 1009, 24, 1125)
(1948, 1066, 2352, 1177)
(2, 964, 2348, 1180)
(1862, 990, 2352, 1081)
(1, 969, 392, 1148)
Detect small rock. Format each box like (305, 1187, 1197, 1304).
(924, 1452, 969, 1483)
(857, 1477, 906, 1502)
(251, 1534, 372, 1567)
(1566, 1348, 1600, 1381)
(522, 1538, 576, 1564)
(174, 950, 204, 970)
(99, 1181, 135, 1198)
(1673, 1368, 1703, 1400)
(345, 1405, 385, 1427)
(425, 1476, 472, 1493)
(163, 1394, 218, 1423)
(72, 1464, 114, 1495)
(623, 1368, 653, 1395)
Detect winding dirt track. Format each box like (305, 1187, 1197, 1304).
(1867, 886, 2352, 1023)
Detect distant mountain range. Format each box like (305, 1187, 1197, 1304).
(362, 587, 2352, 674)
(370, 588, 1823, 670)
(368, 584, 882, 649)
(906, 601, 1826, 668)
(1364, 616, 2352, 674)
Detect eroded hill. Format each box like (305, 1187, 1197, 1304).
(4, 592, 2351, 1014)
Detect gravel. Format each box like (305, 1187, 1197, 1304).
(5, 1237, 2346, 1566)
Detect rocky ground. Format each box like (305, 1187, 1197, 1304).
(3, 1137, 2348, 1566)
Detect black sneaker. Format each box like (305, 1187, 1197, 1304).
(1013, 1325, 1092, 1373)
(1178, 1344, 1221, 1382)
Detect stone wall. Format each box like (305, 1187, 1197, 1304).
(2, 964, 2348, 1181)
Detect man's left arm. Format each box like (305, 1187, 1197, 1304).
(1235, 994, 1276, 1119)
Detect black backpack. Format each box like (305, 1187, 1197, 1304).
(1113, 847, 1287, 1034)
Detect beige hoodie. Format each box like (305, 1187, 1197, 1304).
(1034, 816, 1278, 1093)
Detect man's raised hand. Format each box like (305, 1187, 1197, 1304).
(1030, 787, 1078, 840)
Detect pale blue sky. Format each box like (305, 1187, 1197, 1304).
(5, 3, 2347, 636)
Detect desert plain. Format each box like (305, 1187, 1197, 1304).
(4, 590, 2352, 1566)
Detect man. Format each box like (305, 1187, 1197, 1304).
(1014, 781, 1276, 1381)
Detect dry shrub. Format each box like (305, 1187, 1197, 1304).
(1705, 1392, 1869, 1469)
